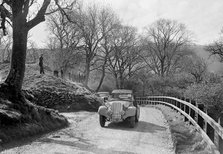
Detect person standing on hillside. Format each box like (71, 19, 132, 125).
(39, 54, 44, 74)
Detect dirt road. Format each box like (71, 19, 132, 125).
(0, 107, 175, 154)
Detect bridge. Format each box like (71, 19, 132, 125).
(135, 96, 223, 154)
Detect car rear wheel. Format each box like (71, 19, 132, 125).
(99, 115, 106, 127)
(129, 116, 135, 128)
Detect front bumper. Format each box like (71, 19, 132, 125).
(98, 106, 136, 122)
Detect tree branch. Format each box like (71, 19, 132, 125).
(27, 0, 51, 30)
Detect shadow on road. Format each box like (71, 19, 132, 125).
(39, 137, 135, 154)
(106, 121, 167, 133)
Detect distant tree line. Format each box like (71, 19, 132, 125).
(45, 2, 205, 92)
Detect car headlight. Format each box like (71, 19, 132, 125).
(120, 110, 125, 115)
(122, 104, 128, 111)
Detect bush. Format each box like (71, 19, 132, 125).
(184, 83, 223, 120)
(140, 74, 192, 97)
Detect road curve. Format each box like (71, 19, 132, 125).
(1, 107, 174, 154)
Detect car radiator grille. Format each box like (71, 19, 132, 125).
(111, 102, 123, 120)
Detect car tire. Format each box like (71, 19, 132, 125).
(99, 115, 106, 127)
(129, 116, 135, 128)
(136, 109, 140, 122)
(135, 114, 139, 122)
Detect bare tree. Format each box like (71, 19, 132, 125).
(205, 30, 223, 62)
(0, 0, 74, 96)
(0, 32, 12, 63)
(107, 25, 143, 89)
(94, 8, 119, 91)
(27, 40, 39, 63)
(182, 55, 207, 83)
(142, 19, 191, 77)
(47, 10, 82, 76)
(76, 5, 107, 86)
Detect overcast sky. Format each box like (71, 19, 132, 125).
(29, 0, 223, 48)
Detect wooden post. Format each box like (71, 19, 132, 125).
(195, 102, 198, 123)
(189, 107, 191, 117)
(214, 117, 220, 150)
(203, 108, 208, 133)
(219, 116, 223, 154)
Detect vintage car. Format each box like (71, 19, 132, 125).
(96, 92, 110, 103)
(98, 89, 140, 128)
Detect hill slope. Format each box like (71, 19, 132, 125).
(0, 63, 101, 144)
(0, 63, 101, 112)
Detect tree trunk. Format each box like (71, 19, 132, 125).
(120, 74, 124, 89)
(84, 60, 90, 86)
(4, 8, 28, 96)
(114, 74, 119, 89)
(96, 69, 105, 92)
(161, 60, 165, 77)
(96, 60, 107, 92)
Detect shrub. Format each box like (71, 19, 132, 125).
(184, 83, 223, 120)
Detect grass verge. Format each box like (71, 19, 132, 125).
(154, 105, 213, 154)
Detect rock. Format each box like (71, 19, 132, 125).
(31, 107, 41, 121)
(0, 109, 22, 125)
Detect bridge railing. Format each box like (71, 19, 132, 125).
(135, 96, 223, 154)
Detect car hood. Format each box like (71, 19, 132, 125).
(106, 100, 131, 108)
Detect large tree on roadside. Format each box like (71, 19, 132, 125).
(142, 19, 191, 77)
(0, 0, 74, 97)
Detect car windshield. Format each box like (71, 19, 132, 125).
(111, 93, 132, 101)
(98, 93, 108, 97)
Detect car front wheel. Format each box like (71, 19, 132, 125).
(129, 116, 135, 128)
(99, 115, 106, 127)
(135, 114, 139, 122)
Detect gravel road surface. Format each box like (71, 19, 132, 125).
(1, 107, 174, 154)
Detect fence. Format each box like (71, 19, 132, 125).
(68, 73, 86, 83)
(135, 96, 223, 154)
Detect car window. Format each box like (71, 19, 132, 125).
(111, 93, 133, 101)
(99, 94, 108, 97)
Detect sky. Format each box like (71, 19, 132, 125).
(29, 0, 223, 48)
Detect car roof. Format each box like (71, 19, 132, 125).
(111, 89, 133, 94)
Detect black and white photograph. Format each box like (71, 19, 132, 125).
(0, 0, 223, 153)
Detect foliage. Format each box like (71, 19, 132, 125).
(184, 82, 223, 119)
(181, 54, 207, 83)
(131, 72, 193, 97)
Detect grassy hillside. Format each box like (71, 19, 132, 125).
(0, 63, 101, 144)
(0, 63, 101, 111)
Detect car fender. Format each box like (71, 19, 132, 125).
(98, 106, 110, 119)
(122, 106, 136, 119)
